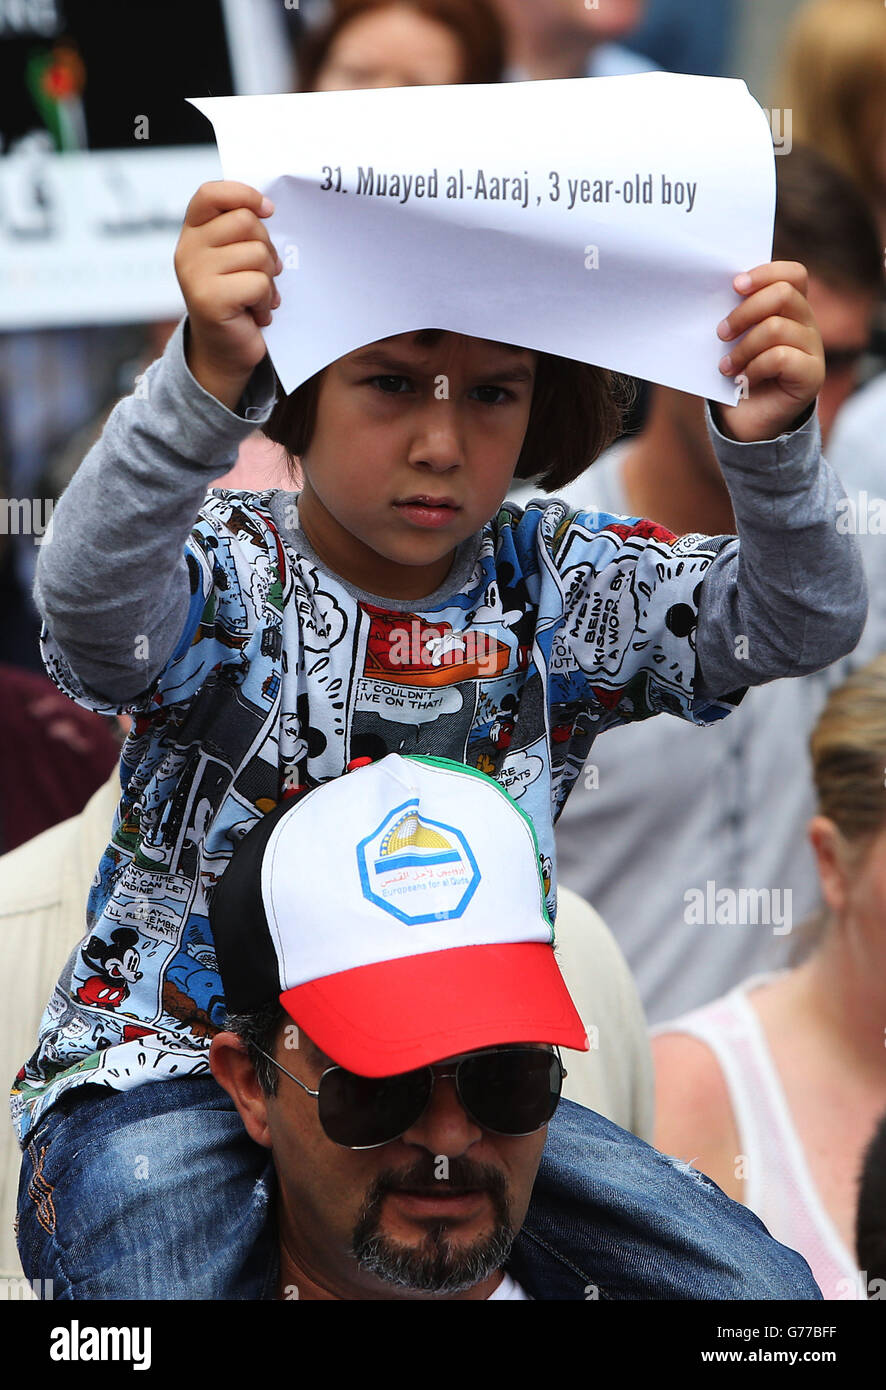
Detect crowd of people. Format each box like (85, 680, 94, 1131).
(3, 0, 886, 1303)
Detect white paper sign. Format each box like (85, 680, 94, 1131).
(188, 74, 775, 404)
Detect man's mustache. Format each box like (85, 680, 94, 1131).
(370, 1155, 508, 1200)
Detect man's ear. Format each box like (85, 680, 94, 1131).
(209, 1032, 273, 1149)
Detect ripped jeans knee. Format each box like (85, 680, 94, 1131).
(16, 1075, 273, 1299)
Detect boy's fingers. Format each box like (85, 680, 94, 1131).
(723, 344, 811, 392)
(202, 269, 274, 321)
(190, 206, 278, 257)
(184, 180, 272, 228)
(196, 252, 279, 320)
(718, 317, 817, 374)
(208, 240, 280, 281)
(252, 275, 277, 327)
(718, 281, 816, 340)
(733, 261, 809, 297)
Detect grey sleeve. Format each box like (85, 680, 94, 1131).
(694, 401, 868, 701)
(33, 315, 280, 703)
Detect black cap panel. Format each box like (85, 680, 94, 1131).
(209, 795, 300, 1014)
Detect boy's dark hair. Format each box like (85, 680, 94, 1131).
(857, 1109, 886, 1284)
(296, 0, 506, 91)
(772, 144, 884, 297)
(261, 333, 631, 494)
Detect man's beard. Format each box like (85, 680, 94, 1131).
(351, 1155, 515, 1296)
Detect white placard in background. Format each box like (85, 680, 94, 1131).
(189, 74, 775, 403)
(0, 0, 296, 331)
(0, 146, 218, 330)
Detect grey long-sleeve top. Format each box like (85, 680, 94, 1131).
(34, 314, 867, 707)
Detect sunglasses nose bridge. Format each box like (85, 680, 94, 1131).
(398, 1067, 484, 1150)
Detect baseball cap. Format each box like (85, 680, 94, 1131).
(210, 753, 589, 1075)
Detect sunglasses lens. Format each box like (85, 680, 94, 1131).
(318, 1067, 432, 1148)
(457, 1048, 562, 1135)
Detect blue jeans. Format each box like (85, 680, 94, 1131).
(513, 1098, 821, 1299)
(16, 1077, 273, 1300)
(17, 1078, 821, 1300)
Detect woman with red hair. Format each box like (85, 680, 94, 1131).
(296, 0, 505, 92)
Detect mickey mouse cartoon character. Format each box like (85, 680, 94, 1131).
(75, 928, 143, 1010)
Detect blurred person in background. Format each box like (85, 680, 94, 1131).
(778, 0, 886, 242)
(821, 364, 886, 668)
(766, 147, 883, 446)
(296, 0, 505, 91)
(777, 0, 886, 370)
(0, 322, 149, 673)
(489, 0, 657, 81)
(0, 664, 123, 853)
(653, 656, 886, 1301)
(620, 0, 735, 78)
(510, 145, 885, 1024)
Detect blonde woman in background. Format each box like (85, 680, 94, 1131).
(777, 0, 886, 242)
(653, 655, 886, 1300)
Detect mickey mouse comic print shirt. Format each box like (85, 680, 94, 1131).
(9, 487, 765, 1141)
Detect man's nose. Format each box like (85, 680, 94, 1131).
(399, 1074, 483, 1156)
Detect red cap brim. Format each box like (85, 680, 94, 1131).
(280, 942, 589, 1076)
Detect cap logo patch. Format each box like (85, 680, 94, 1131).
(357, 798, 480, 924)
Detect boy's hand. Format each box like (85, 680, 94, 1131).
(174, 180, 282, 411)
(712, 261, 824, 443)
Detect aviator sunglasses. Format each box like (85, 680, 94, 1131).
(252, 1043, 567, 1149)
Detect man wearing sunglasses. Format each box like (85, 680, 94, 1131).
(211, 1031, 566, 1300)
(208, 753, 821, 1300)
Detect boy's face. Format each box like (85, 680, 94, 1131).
(296, 330, 537, 599)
